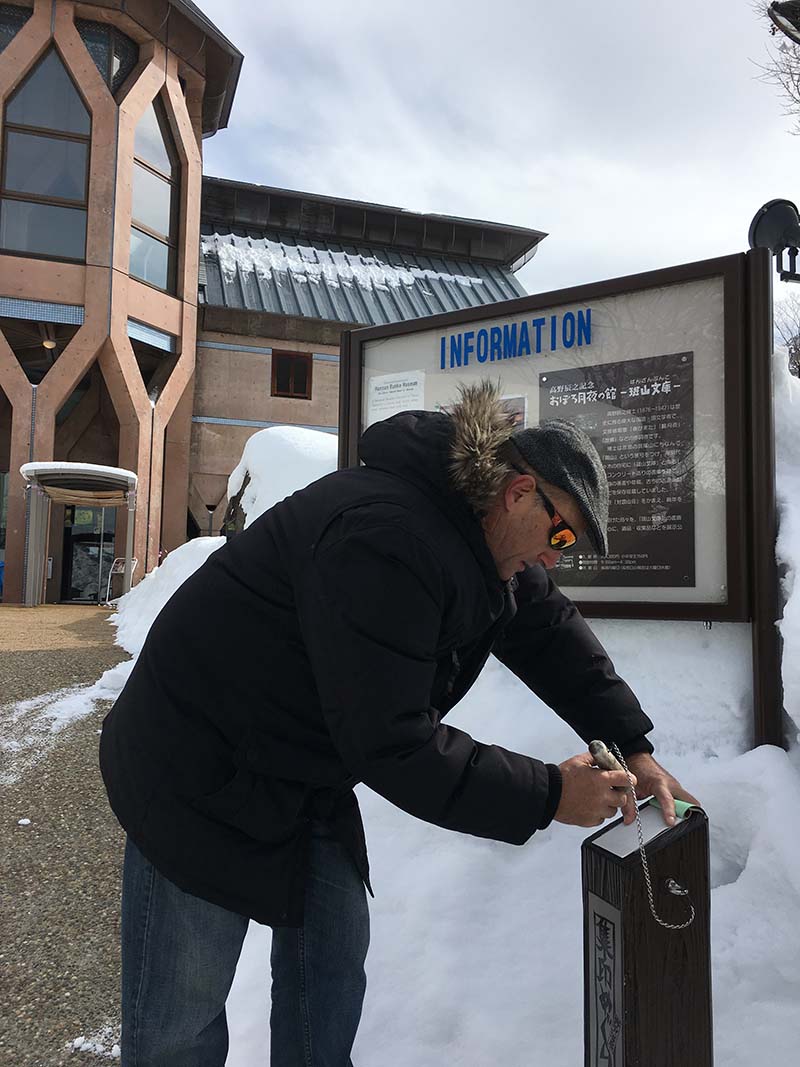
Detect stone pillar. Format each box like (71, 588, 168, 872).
(1, 381, 32, 605)
(161, 373, 195, 553)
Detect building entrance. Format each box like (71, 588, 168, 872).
(61, 505, 116, 603)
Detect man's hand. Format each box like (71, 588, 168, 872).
(553, 752, 637, 827)
(620, 752, 700, 827)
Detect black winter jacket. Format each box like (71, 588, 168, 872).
(100, 410, 653, 926)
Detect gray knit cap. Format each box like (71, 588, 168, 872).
(509, 420, 609, 556)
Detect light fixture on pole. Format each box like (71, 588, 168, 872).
(205, 502, 216, 537)
(748, 198, 800, 281)
(768, 2, 800, 44)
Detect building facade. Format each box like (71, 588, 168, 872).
(0, 0, 544, 605)
(190, 176, 544, 538)
(0, 0, 239, 604)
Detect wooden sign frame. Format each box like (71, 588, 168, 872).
(338, 250, 783, 747)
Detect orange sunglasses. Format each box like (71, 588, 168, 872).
(536, 488, 578, 551)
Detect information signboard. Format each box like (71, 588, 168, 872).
(341, 255, 751, 621)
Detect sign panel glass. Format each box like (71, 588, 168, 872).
(360, 276, 728, 606)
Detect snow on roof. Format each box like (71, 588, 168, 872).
(211, 234, 485, 291)
(20, 462, 137, 487)
(200, 228, 525, 326)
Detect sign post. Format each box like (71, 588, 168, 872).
(582, 805, 713, 1066)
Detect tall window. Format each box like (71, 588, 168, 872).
(0, 4, 32, 56)
(76, 19, 138, 96)
(130, 99, 179, 292)
(271, 351, 313, 399)
(0, 49, 90, 261)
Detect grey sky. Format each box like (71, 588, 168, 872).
(200, 1, 798, 295)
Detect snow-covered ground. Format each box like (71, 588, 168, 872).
(0, 663, 132, 787)
(6, 361, 800, 1063)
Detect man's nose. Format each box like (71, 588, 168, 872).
(539, 549, 560, 569)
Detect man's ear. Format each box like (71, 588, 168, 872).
(505, 474, 536, 509)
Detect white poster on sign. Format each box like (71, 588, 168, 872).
(366, 371, 425, 426)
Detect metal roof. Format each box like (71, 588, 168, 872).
(199, 226, 527, 327)
(203, 176, 547, 271)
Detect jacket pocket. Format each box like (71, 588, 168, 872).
(193, 764, 252, 820)
(193, 761, 310, 845)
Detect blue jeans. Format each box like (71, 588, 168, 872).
(120, 821, 370, 1066)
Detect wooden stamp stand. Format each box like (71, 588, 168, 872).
(582, 803, 713, 1066)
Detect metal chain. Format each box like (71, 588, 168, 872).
(612, 744, 695, 931)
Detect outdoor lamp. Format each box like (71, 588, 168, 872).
(40, 322, 57, 350)
(748, 198, 800, 281)
(768, 2, 800, 44)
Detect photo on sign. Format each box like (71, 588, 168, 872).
(500, 394, 527, 428)
(539, 352, 696, 589)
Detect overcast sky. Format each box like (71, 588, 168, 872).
(199, 1, 799, 297)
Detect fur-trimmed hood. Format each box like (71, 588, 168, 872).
(447, 381, 516, 514)
(358, 381, 515, 519)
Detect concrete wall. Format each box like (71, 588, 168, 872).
(189, 331, 340, 534)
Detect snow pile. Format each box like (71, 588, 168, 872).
(226, 424, 337, 528)
(222, 642, 800, 1067)
(111, 537, 225, 657)
(109, 425, 336, 658)
(774, 349, 800, 743)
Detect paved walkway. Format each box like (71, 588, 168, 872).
(1, 606, 130, 1066)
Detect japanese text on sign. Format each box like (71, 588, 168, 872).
(539, 352, 695, 589)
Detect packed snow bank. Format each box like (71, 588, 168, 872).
(774, 349, 800, 744)
(227, 424, 338, 527)
(112, 537, 225, 657)
(226, 650, 800, 1067)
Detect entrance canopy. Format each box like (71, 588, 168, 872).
(21, 461, 137, 504)
(20, 462, 137, 607)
